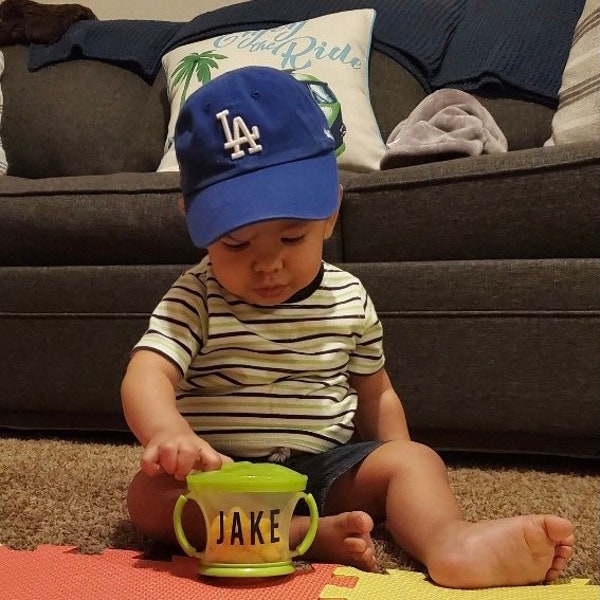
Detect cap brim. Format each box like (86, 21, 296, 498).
(185, 151, 339, 248)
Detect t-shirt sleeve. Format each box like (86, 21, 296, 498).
(133, 270, 208, 375)
(348, 288, 385, 376)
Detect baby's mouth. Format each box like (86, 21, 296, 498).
(253, 284, 287, 299)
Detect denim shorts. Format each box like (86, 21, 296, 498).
(279, 441, 384, 514)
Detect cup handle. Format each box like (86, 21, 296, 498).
(291, 492, 319, 558)
(173, 493, 201, 558)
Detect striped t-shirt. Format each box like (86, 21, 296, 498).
(134, 257, 385, 457)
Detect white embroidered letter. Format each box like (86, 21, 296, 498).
(216, 109, 263, 159)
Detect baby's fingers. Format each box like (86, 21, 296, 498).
(172, 443, 202, 480)
(156, 441, 185, 476)
(140, 436, 225, 480)
(194, 445, 226, 472)
(142, 437, 181, 476)
(219, 453, 234, 465)
(140, 444, 164, 477)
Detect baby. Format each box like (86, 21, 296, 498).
(122, 66, 574, 588)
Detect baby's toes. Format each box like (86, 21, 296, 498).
(344, 536, 369, 554)
(545, 545, 575, 582)
(556, 543, 575, 561)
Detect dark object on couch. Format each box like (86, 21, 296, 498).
(0, 13, 598, 459)
(0, 0, 96, 46)
(26, 0, 585, 107)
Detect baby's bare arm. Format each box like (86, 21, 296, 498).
(350, 367, 411, 442)
(121, 349, 228, 479)
(121, 349, 184, 445)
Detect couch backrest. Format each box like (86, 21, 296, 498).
(1, 45, 168, 178)
(1, 45, 555, 179)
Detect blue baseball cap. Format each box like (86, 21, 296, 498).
(174, 66, 339, 248)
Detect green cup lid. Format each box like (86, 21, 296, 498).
(186, 461, 307, 492)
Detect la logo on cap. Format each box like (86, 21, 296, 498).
(217, 109, 263, 160)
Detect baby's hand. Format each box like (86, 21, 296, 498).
(141, 431, 232, 480)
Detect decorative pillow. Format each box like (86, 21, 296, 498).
(157, 9, 384, 173)
(545, 0, 600, 145)
(0, 50, 7, 175)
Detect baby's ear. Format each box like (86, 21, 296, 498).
(324, 189, 343, 240)
(336, 184, 344, 209)
(177, 197, 185, 215)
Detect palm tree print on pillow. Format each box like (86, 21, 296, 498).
(170, 50, 228, 107)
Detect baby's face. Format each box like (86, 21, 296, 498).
(208, 216, 336, 306)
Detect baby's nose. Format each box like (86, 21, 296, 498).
(253, 249, 283, 273)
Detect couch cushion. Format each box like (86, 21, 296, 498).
(0, 264, 184, 431)
(472, 96, 554, 150)
(345, 258, 600, 458)
(0, 172, 344, 266)
(342, 141, 600, 261)
(0, 173, 191, 265)
(2, 258, 598, 458)
(368, 51, 427, 141)
(0, 45, 167, 178)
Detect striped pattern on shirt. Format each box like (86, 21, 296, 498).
(134, 257, 385, 457)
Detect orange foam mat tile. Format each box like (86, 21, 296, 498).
(0, 545, 338, 600)
(319, 566, 600, 600)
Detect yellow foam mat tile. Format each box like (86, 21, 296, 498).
(319, 567, 599, 600)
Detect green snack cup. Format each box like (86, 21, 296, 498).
(173, 461, 319, 578)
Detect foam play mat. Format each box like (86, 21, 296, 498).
(321, 567, 599, 600)
(0, 546, 598, 599)
(0, 545, 337, 599)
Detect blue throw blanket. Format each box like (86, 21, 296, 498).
(28, 0, 584, 108)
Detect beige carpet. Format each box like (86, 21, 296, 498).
(0, 432, 598, 584)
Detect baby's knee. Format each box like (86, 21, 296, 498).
(377, 439, 447, 473)
(126, 470, 186, 543)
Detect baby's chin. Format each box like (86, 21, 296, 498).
(245, 292, 291, 307)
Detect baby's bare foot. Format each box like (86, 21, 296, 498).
(294, 511, 377, 572)
(427, 514, 574, 588)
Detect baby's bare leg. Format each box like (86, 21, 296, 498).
(127, 470, 205, 547)
(325, 441, 574, 588)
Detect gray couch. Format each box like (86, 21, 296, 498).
(1, 43, 598, 458)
